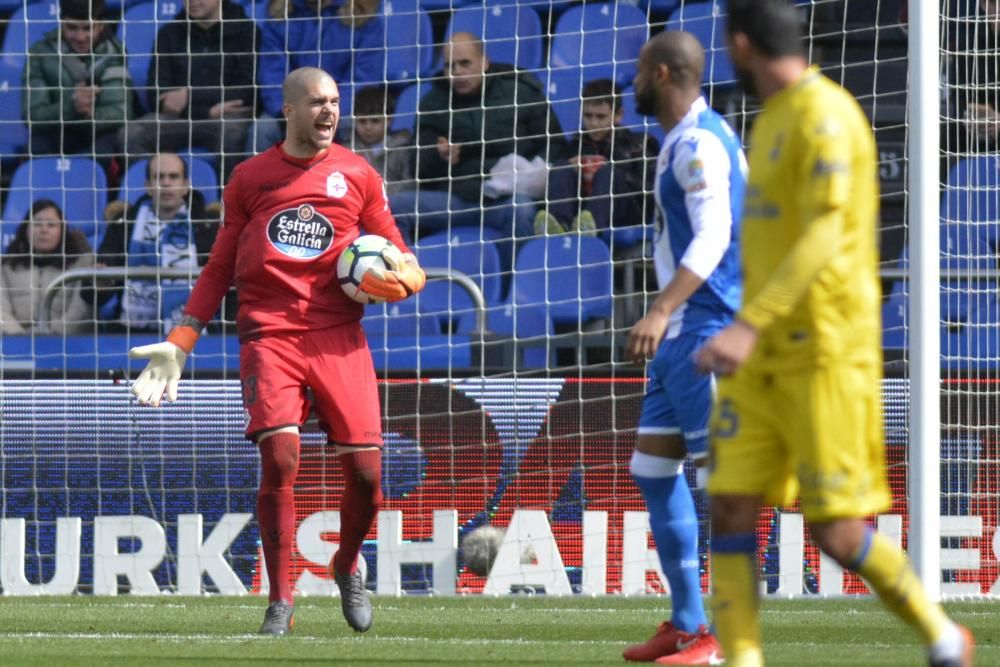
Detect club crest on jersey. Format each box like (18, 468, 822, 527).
(267, 204, 334, 259)
(327, 171, 348, 199)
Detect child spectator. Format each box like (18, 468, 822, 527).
(535, 79, 658, 237)
(341, 85, 414, 194)
(0, 199, 96, 334)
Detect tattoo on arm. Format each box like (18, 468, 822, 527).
(178, 315, 206, 332)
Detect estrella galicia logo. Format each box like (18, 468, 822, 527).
(266, 204, 334, 259)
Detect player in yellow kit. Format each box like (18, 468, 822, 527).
(693, 2, 976, 666)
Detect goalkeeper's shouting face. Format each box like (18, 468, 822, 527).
(281, 67, 341, 158)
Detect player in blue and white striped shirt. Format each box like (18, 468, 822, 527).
(622, 31, 747, 666)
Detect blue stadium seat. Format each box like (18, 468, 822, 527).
(446, 4, 544, 71)
(414, 227, 504, 304)
(549, 2, 649, 87)
(666, 1, 737, 91)
(887, 287, 1000, 370)
(1, 157, 109, 251)
(483, 302, 552, 369)
(1, 334, 242, 371)
(389, 81, 432, 134)
(949, 298, 1000, 369)
(0, 60, 29, 156)
(892, 220, 997, 328)
(365, 332, 473, 370)
(120, 156, 221, 206)
(1, 2, 60, 65)
(122, 0, 183, 112)
(511, 235, 613, 325)
(383, 0, 436, 84)
(364, 300, 473, 370)
(415, 279, 478, 335)
(544, 66, 586, 137)
(362, 298, 441, 338)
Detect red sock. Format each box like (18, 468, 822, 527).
(257, 432, 300, 604)
(333, 448, 383, 575)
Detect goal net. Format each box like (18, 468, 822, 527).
(0, 0, 995, 597)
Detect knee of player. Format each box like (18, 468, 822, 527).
(808, 519, 867, 566)
(709, 494, 759, 534)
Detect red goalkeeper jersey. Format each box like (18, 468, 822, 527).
(184, 142, 410, 338)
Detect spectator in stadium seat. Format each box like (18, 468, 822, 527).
(390, 32, 568, 266)
(23, 0, 134, 166)
(946, 0, 1000, 152)
(119, 0, 258, 180)
(534, 78, 658, 237)
(249, 0, 386, 152)
(96, 153, 219, 333)
(0, 199, 96, 335)
(341, 85, 415, 194)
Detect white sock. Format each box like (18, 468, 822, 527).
(928, 622, 964, 662)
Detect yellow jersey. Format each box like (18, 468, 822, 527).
(738, 66, 882, 371)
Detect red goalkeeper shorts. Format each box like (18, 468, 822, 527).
(239, 322, 383, 446)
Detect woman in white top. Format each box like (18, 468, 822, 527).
(0, 199, 96, 334)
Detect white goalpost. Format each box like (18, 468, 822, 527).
(908, 0, 942, 601)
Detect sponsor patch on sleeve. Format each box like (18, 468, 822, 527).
(685, 158, 707, 192)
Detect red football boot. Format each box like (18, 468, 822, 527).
(654, 626, 723, 665)
(623, 622, 685, 662)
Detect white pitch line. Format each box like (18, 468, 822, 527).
(0, 633, 625, 646)
(0, 633, 995, 653)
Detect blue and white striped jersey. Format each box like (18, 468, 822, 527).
(653, 96, 747, 339)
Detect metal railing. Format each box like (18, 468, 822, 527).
(34, 263, 1000, 335)
(38, 266, 487, 334)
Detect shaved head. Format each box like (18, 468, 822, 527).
(633, 30, 706, 125)
(282, 67, 340, 158)
(443, 31, 488, 96)
(445, 31, 485, 58)
(283, 67, 335, 105)
(641, 30, 705, 90)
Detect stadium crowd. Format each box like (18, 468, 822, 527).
(0, 0, 676, 337)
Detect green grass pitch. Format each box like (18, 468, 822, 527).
(0, 596, 994, 665)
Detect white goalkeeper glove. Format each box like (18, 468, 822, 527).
(129, 326, 199, 407)
(129, 342, 188, 407)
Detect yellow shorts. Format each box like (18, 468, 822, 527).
(706, 362, 891, 522)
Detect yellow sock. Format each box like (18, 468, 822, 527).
(851, 529, 950, 645)
(711, 534, 765, 666)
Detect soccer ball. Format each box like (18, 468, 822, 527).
(461, 525, 506, 576)
(337, 234, 399, 304)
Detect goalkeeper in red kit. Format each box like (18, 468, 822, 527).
(128, 67, 426, 636)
